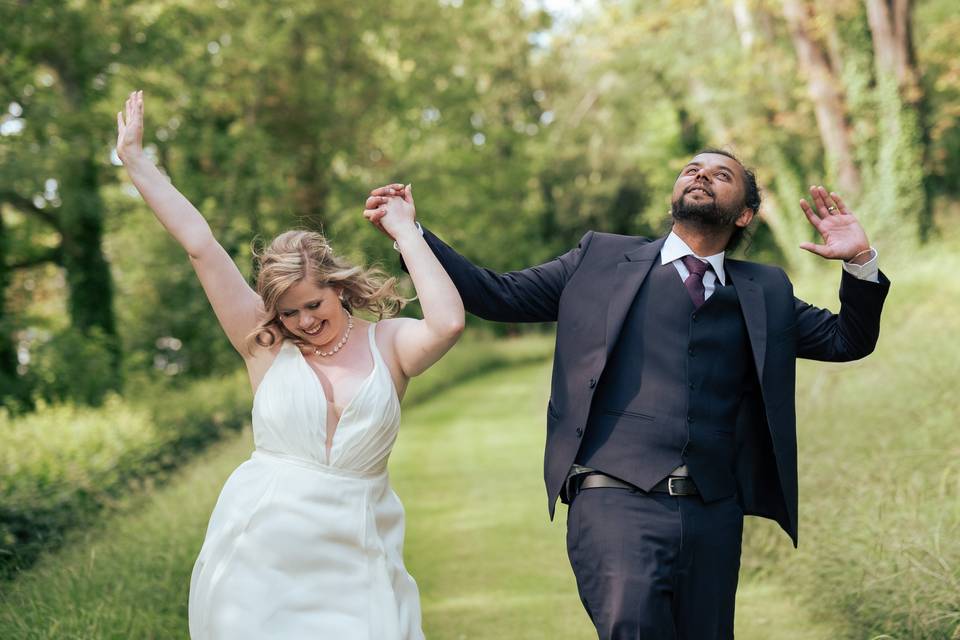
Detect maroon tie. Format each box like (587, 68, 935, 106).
(681, 255, 710, 308)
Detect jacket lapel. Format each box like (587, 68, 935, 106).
(726, 261, 767, 380)
(604, 237, 667, 359)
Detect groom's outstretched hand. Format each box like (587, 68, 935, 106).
(364, 183, 412, 240)
(798, 185, 872, 264)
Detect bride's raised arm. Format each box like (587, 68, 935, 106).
(370, 186, 465, 379)
(116, 91, 263, 357)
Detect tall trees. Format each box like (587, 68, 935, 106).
(782, 0, 862, 196)
(864, 0, 932, 237)
(0, 0, 154, 400)
(2, 0, 958, 411)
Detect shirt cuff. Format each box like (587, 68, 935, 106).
(392, 222, 423, 252)
(841, 247, 879, 283)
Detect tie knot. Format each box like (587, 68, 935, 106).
(681, 254, 709, 278)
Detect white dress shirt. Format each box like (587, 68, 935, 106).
(660, 231, 880, 299)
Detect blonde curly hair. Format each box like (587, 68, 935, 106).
(246, 230, 407, 352)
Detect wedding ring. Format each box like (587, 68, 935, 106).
(827, 205, 836, 212)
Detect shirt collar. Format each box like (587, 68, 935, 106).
(660, 231, 727, 285)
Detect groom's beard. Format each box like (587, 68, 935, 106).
(671, 194, 742, 230)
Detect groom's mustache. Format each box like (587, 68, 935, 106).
(684, 184, 714, 197)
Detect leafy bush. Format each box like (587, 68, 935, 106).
(27, 327, 120, 407)
(0, 371, 249, 579)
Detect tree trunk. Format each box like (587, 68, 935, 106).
(57, 154, 121, 392)
(864, 0, 921, 101)
(864, 0, 933, 238)
(781, 0, 862, 196)
(0, 208, 21, 406)
(58, 158, 115, 337)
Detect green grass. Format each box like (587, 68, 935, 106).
(399, 330, 555, 407)
(0, 430, 248, 639)
(0, 357, 836, 639)
(396, 361, 594, 638)
(2, 244, 958, 638)
(740, 242, 960, 639)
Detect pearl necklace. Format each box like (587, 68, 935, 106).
(314, 311, 353, 357)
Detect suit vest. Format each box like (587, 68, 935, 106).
(575, 260, 756, 502)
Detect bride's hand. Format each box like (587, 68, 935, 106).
(381, 185, 418, 239)
(116, 90, 145, 163)
(364, 183, 417, 240)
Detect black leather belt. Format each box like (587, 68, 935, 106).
(578, 472, 699, 496)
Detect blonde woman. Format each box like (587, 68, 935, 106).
(116, 91, 463, 639)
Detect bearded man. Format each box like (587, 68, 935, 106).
(364, 149, 889, 639)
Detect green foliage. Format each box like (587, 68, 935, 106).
(27, 327, 119, 406)
(0, 371, 250, 579)
(5, 0, 960, 410)
(104, 200, 241, 378)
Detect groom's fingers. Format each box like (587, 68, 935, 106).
(814, 185, 837, 217)
(362, 208, 388, 223)
(362, 209, 389, 236)
(810, 185, 834, 217)
(830, 192, 852, 216)
(369, 184, 405, 197)
(799, 199, 824, 231)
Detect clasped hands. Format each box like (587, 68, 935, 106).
(363, 184, 418, 243)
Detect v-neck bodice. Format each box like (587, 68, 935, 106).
(251, 323, 402, 474)
(191, 321, 424, 639)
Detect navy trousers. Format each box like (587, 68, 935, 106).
(566, 487, 744, 639)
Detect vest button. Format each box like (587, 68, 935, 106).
(692, 314, 699, 322)
(689, 382, 695, 389)
(588, 378, 597, 388)
(575, 427, 583, 437)
(688, 347, 695, 356)
(687, 415, 694, 423)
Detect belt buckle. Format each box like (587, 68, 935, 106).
(667, 477, 682, 496)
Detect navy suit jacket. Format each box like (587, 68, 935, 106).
(419, 228, 890, 544)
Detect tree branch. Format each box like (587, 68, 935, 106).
(0, 192, 60, 230)
(9, 247, 62, 270)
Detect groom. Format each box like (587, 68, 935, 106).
(364, 150, 889, 638)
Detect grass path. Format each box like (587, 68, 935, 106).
(1, 360, 840, 638)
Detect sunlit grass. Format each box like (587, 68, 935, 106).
(2, 244, 958, 637)
(0, 356, 834, 639)
(741, 241, 960, 639)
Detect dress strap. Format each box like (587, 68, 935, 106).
(367, 322, 382, 368)
(367, 322, 398, 402)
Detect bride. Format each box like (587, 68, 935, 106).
(116, 90, 464, 639)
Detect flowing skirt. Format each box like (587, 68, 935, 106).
(188, 451, 424, 640)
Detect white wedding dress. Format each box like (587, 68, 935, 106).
(189, 324, 424, 639)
